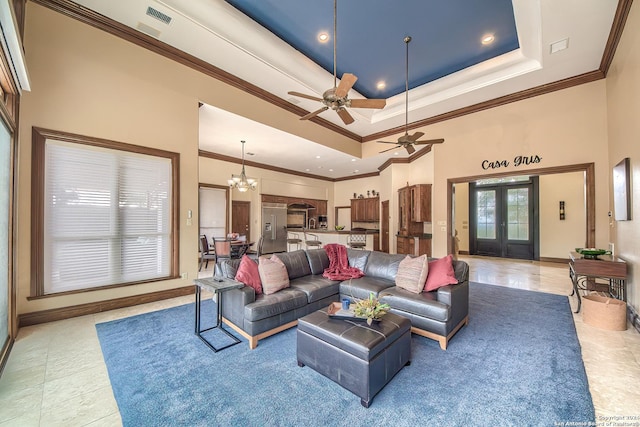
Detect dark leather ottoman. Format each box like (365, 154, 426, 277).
(297, 308, 411, 407)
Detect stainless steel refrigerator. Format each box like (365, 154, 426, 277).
(261, 203, 287, 254)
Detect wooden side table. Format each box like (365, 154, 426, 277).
(568, 251, 627, 313)
(194, 277, 244, 352)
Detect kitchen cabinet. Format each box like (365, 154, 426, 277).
(396, 236, 432, 257)
(350, 197, 378, 222)
(398, 186, 423, 236)
(411, 184, 432, 222)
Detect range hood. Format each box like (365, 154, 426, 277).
(287, 203, 316, 210)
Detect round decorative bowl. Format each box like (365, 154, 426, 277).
(335, 225, 345, 231)
(575, 248, 611, 259)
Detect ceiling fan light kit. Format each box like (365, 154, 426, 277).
(378, 36, 445, 154)
(228, 140, 258, 192)
(287, 0, 386, 125)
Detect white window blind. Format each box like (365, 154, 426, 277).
(43, 140, 172, 294)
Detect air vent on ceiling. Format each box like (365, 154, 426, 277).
(146, 6, 172, 25)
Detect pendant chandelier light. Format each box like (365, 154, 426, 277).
(228, 140, 257, 192)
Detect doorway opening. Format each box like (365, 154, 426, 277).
(469, 176, 539, 260)
(447, 163, 595, 261)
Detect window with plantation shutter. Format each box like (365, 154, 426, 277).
(31, 129, 178, 296)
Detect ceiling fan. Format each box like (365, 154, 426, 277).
(287, 0, 386, 125)
(378, 36, 444, 155)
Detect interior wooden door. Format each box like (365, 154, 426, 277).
(232, 201, 251, 239)
(381, 200, 389, 253)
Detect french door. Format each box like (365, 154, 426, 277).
(469, 177, 539, 260)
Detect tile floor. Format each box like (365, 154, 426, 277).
(0, 256, 639, 426)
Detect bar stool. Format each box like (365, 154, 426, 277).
(287, 232, 303, 251)
(304, 232, 322, 249)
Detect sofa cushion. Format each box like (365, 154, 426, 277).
(379, 286, 450, 322)
(235, 255, 262, 295)
(275, 250, 312, 280)
(244, 288, 308, 322)
(305, 249, 330, 275)
(347, 249, 370, 271)
(219, 258, 242, 280)
(424, 254, 459, 292)
(290, 275, 341, 303)
(363, 251, 406, 282)
(340, 276, 395, 300)
(258, 255, 290, 295)
(395, 255, 429, 294)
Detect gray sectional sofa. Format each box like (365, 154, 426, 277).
(217, 248, 469, 350)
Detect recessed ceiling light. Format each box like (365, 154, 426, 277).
(305, 168, 310, 172)
(376, 81, 386, 90)
(315, 155, 321, 159)
(351, 158, 357, 162)
(394, 152, 399, 156)
(318, 32, 329, 43)
(329, 169, 334, 172)
(353, 169, 359, 173)
(481, 34, 495, 45)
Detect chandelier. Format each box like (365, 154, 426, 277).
(228, 140, 257, 192)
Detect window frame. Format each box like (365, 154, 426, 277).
(30, 127, 180, 298)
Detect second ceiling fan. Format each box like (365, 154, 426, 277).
(287, 0, 386, 125)
(378, 36, 445, 155)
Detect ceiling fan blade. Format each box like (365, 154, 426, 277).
(337, 108, 355, 125)
(406, 132, 425, 142)
(413, 138, 445, 145)
(335, 73, 358, 98)
(349, 99, 387, 109)
(405, 144, 416, 155)
(379, 145, 401, 154)
(377, 140, 400, 145)
(288, 91, 323, 102)
(300, 106, 329, 120)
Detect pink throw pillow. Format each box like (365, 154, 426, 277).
(395, 255, 429, 294)
(258, 254, 290, 295)
(235, 255, 262, 295)
(424, 254, 458, 292)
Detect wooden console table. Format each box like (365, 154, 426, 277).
(568, 251, 627, 313)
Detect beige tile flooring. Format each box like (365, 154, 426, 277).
(1, 256, 639, 426)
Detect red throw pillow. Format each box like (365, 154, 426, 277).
(423, 254, 458, 292)
(235, 255, 262, 295)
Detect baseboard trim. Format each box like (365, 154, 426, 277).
(538, 257, 568, 264)
(18, 286, 195, 327)
(628, 304, 640, 334)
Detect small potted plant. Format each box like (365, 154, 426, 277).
(353, 293, 390, 325)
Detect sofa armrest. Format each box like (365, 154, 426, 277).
(436, 281, 469, 326)
(221, 286, 256, 328)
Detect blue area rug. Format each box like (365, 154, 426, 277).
(96, 283, 594, 426)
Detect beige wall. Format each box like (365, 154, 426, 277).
(428, 81, 610, 257)
(18, 5, 202, 314)
(606, 0, 640, 312)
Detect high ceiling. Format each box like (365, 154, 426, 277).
(66, 0, 620, 178)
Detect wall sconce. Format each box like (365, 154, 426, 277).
(559, 201, 565, 220)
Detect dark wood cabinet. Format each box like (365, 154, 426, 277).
(398, 186, 423, 236)
(397, 236, 432, 257)
(397, 236, 412, 254)
(350, 197, 379, 222)
(411, 184, 432, 222)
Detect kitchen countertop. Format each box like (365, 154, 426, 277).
(396, 233, 433, 239)
(287, 228, 379, 235)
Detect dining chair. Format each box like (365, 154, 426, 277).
(199, 235, 217, 271)
(212, 236, 231, 262)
